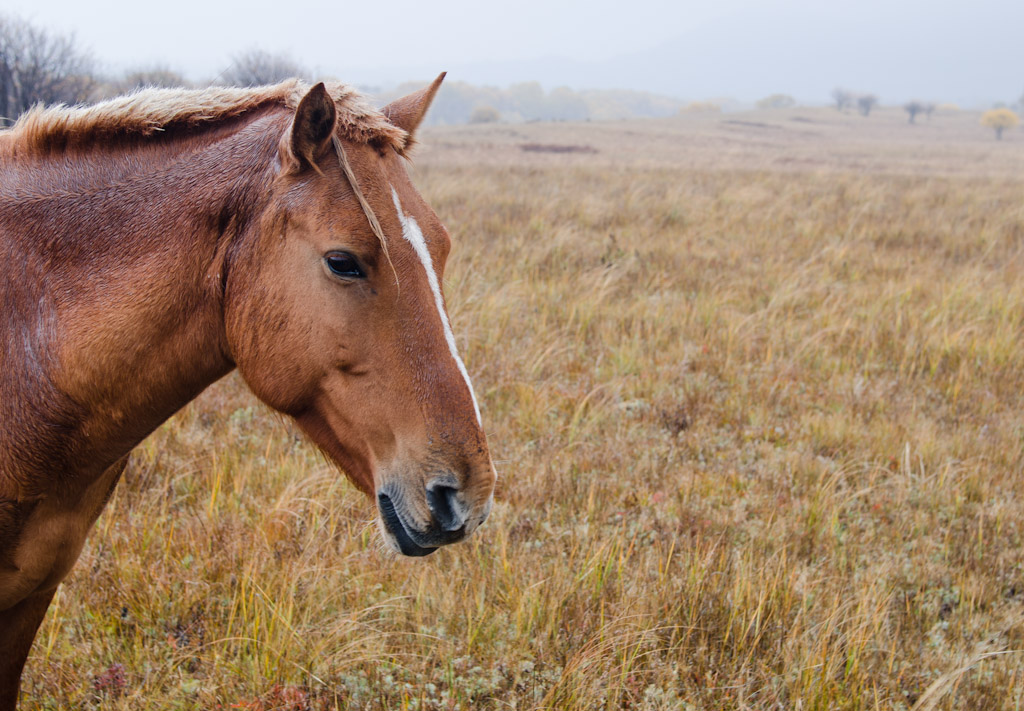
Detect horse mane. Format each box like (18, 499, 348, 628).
(2, 80, 410, 155)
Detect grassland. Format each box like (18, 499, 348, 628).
(20, 108, 1024, 710)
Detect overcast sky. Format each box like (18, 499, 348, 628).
(4, 0, 1022, 105)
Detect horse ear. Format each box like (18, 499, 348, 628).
(288, 82, 337, 172)
(382, 72, 445, 138)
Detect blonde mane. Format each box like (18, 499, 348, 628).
(1, 80, 409, 155)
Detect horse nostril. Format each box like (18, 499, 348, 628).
(426, 483, 465, 532)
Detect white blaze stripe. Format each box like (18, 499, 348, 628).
(391, 188, 482, 425)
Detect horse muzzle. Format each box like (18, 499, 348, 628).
(376, 477, 493, 557)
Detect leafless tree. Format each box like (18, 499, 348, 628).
(117, 66, 190, 93)
(0, 15, 95, 124)
(857, 94, 878, 117)
(221, 49, 308, 87)
(831, 88, 853, 112)
(904, 100, 925, 124)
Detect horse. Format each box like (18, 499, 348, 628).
(0, 73, 496, 708)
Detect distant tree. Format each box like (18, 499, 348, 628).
(0, 15, 96, 124)
(756, 93, 795, 109)
(936, 103, 959, 113)
(923, 102, 936, 120)
(547, 86, 589, 121)
(115, 66, 190, 94)
(375, 82, 686, 125)
(856, 94, 878, 117)
(469, 105, 500, 123)
(831, 88, 853, 111)
(508, 81, 546, 120)
(579, 88, 685, 120)
(904, 100, 925, 124)
(410, 80, 478, 124)
(221, 49, 307, 87)
(980, 108, 1019, 140)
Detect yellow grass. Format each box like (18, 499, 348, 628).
(20, 109, 1024, 709)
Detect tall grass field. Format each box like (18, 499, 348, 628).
(20, 107, 1024, 709)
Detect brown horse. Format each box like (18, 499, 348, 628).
(0, 74, 496, 707)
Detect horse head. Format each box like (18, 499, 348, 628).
(223, 76, 495, 556)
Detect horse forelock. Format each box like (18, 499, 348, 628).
(1, 81, 410, 155)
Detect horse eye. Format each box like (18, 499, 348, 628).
(325, 252, 365, 279)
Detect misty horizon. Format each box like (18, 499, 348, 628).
(2, 0, 1022, 109)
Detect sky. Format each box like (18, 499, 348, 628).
(4, 0, 1022, 106)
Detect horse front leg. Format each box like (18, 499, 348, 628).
(0, 588, 57, 711)
(0, 455, 127, 710)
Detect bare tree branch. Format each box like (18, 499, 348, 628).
(831, 88, 853, 112)
(904, 100, 924, 124)
(221, 49, 309, 87)
(0, 15, 95, 124)
(857, 94, 878, 117)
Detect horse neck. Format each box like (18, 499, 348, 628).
(0, 111, 286, 483)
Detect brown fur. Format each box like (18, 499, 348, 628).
(0, 77, 494, 709)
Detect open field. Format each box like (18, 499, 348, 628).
(421, 106, 1024, 177)
(20, 108, 1024, 709)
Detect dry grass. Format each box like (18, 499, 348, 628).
(20, 110, 1024, 709)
